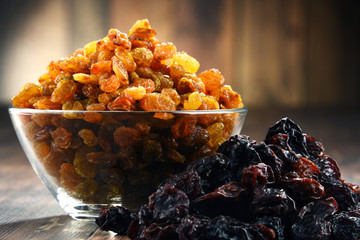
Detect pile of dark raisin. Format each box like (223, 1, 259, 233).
(95, 117, 360, 240)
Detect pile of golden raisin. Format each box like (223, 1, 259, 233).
(12, 19, 244, 208)
(12, 19, 243, 113)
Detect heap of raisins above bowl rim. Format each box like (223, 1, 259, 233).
(9, 106, 247, 220)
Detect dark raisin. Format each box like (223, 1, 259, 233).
(304, 134, 324, 158)
(265, 117, 309, 158)
(191, 181, 247, 219)
(147, 184, 189, 222)
(330, 210, 360, 240)
(313, 155, 341, 185)
(290, 215, 331, 240)
(142, 222, 180, 240)
(205, 215, 276, 240)
(250, 186, 296, 219)
(95, 206, 137, 235)
(178, 216, 210, 240)
(187, 153, 234, 193)
(324, 180, 360, 211)
(296, 197, 338, 220)
(254, 216, 285, 240)
(253, 142, 283, 181)
(269, 144, 299, 166)
(217, 135, 261, 175)
(241, 163, 275, 190)
(160, 170, 203, 200)
(279, 176, 325, 204)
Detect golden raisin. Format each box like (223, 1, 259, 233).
(73, 73, 98, 84)
(33, 141, 50, 158)
(97, 38, 117, 51)
(113, 126, 141, 148)
(31, 114, 53, 126)
(33, 97, 62, 110)
(39, 77, 56, 96)
(199, 95, 220, 110)
(80, 98, 96, 109)
(60, 163, 83, 192)
(47, 60, 62, 80)
(131, 78, 156, 93)
(51, 127, 72, 150)
(78, 129, 98, 147)
(140, 93, 176, 111)
(108, 28, 131, 50)
(207, 122, 226, 148)
(114, 46, 136, 72)
(112, 56, 129, 85)
(76, 178, 99, 199)
(107, 92, 135, 111)
(177, 75, 205, 94)
(129, 28, 156, 42)
(131, 47, 153, 67)
(62, 100, 84, 119)
(99, 74, 121, 93)
(86, 152, 117, 167)
(84, 40, 97, 58)
(128, 19, 151, 36)
(171, 116, 197, 139)
(154, 42, 177, 61)
(183, 92, 203, 110)
(90, 61, 112, 76)
(97, 50, 114, 61)
(83, 103, 106, 123)
(12, 83, 41, 108)
(73, 146, 98, 178)
(86, 103, 106, 111)
(59, 56, 90, 73)
(152, 71, 174, 91)
(82, 84, 101, 99)
(98, 92, 113, 105)
(219, 85, 244, 109)
(198, 68, 225, 100)
(51, 80, 77, 104)
(161, 88, 181, 106)
(40, 153, 63, 178)
(172, 52, 200, 74)
(124, 86, 146, 100)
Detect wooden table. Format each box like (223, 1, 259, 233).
(0, 107, 359, 239)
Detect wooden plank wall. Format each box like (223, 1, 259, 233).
(234, 0, 306, 107)
(108, 0, 360, 108)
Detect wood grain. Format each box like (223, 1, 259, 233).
(0, 142, 124, 239)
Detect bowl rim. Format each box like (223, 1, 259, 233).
(8, 106, 248, 115)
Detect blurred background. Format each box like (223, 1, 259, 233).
(1, 0, 359, 108)
(0, 0, 359, 181)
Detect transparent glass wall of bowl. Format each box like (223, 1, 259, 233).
(8, 107, 247, 220)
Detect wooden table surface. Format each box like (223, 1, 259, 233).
(0, 107, 359, 239)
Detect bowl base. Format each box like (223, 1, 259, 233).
(66, 204, 105, 221)
(57, 189, 122, 221)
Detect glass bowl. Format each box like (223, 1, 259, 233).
(9, 107, 247, 220)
